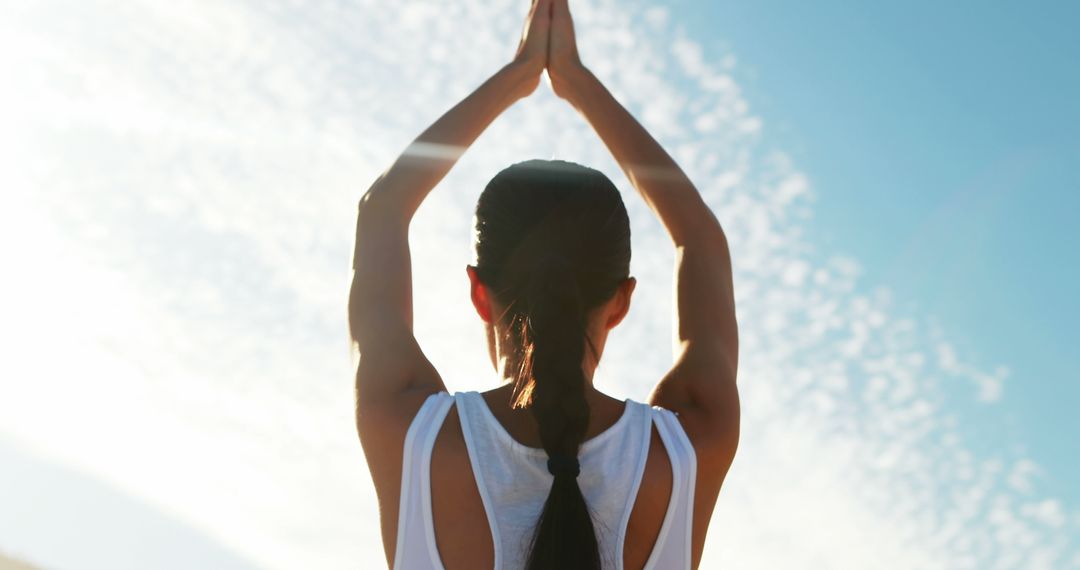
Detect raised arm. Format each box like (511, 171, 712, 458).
(547, 1, 739, 457)
(349, 1, 550, 424)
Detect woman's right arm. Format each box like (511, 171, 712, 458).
(548, 1, 739, 461)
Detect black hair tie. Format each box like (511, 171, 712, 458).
(547, 454, 581, 478)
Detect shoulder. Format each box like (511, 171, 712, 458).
(356, 389, 455, 488)
(414, 390, 457, 422)
(627, 397, 683, 424)
(357, 388, 453, 438)
(645, 397, 737, 478)
(643, 402, 690, 448)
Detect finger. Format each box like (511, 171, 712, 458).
(524, 0, 537, 25)
(531, 0, 552, 27)
(522, 0, 540, 41)
(525, 0, 552, 44)
(541, 0, 553, 31)
(552, 0, 570, 20)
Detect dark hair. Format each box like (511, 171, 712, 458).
(472, 159, 631, 569)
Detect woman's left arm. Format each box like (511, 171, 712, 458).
(350, 2, 551, 425)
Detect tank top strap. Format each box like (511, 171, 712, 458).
(644, 406, 697, 570)
(614, 399, 656, 570)
(451, 391, 506, 568)
(393, 391, 454, 570)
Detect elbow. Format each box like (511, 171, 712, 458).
(347, 308, 370, 351)
(346, 284, 369, 349)
(356, 189, 410, 231)
(673, 219, 728, 252)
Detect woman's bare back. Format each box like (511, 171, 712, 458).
(426, 387, 705, 570)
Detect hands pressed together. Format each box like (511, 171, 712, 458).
(512, 0, 587, 102)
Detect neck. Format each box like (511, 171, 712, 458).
(495, 354, 598, 386)
(485, 375, 618, 416)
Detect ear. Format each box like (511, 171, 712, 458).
(466, 265, 495, 323)
(604, 276, 636, 330)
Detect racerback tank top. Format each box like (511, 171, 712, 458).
(393, 390, 696, 570)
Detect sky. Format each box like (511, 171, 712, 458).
(0, 0, 1076, 569)
(669, 0, 1080, 503)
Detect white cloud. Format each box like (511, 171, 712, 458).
(0, 0, 1075, 569)
(1008, 458, 1041, 494)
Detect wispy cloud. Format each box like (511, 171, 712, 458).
(0, 0, 1075, 568)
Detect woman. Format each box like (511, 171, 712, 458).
(349, 1, 740, 568)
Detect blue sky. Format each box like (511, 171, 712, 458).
(674, 0, 1080, 502)
(0, 0, 1077, 568)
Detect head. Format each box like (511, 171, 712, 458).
(466, 159, 635, 569)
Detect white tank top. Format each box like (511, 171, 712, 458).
(392, 391, 696, 570)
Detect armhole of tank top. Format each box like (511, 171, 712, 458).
(393, 391, 442, 570)
(642, 407, 694, 570)
(421, 393, 454, 569)
(671, 409, 697, 567)
(393, 391, 451, 570)
(452, 391, 502, 569)
(616, 403, 655, 570)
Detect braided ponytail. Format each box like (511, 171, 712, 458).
(473, 159, 631, 570)
(517, 253, 600, 569)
